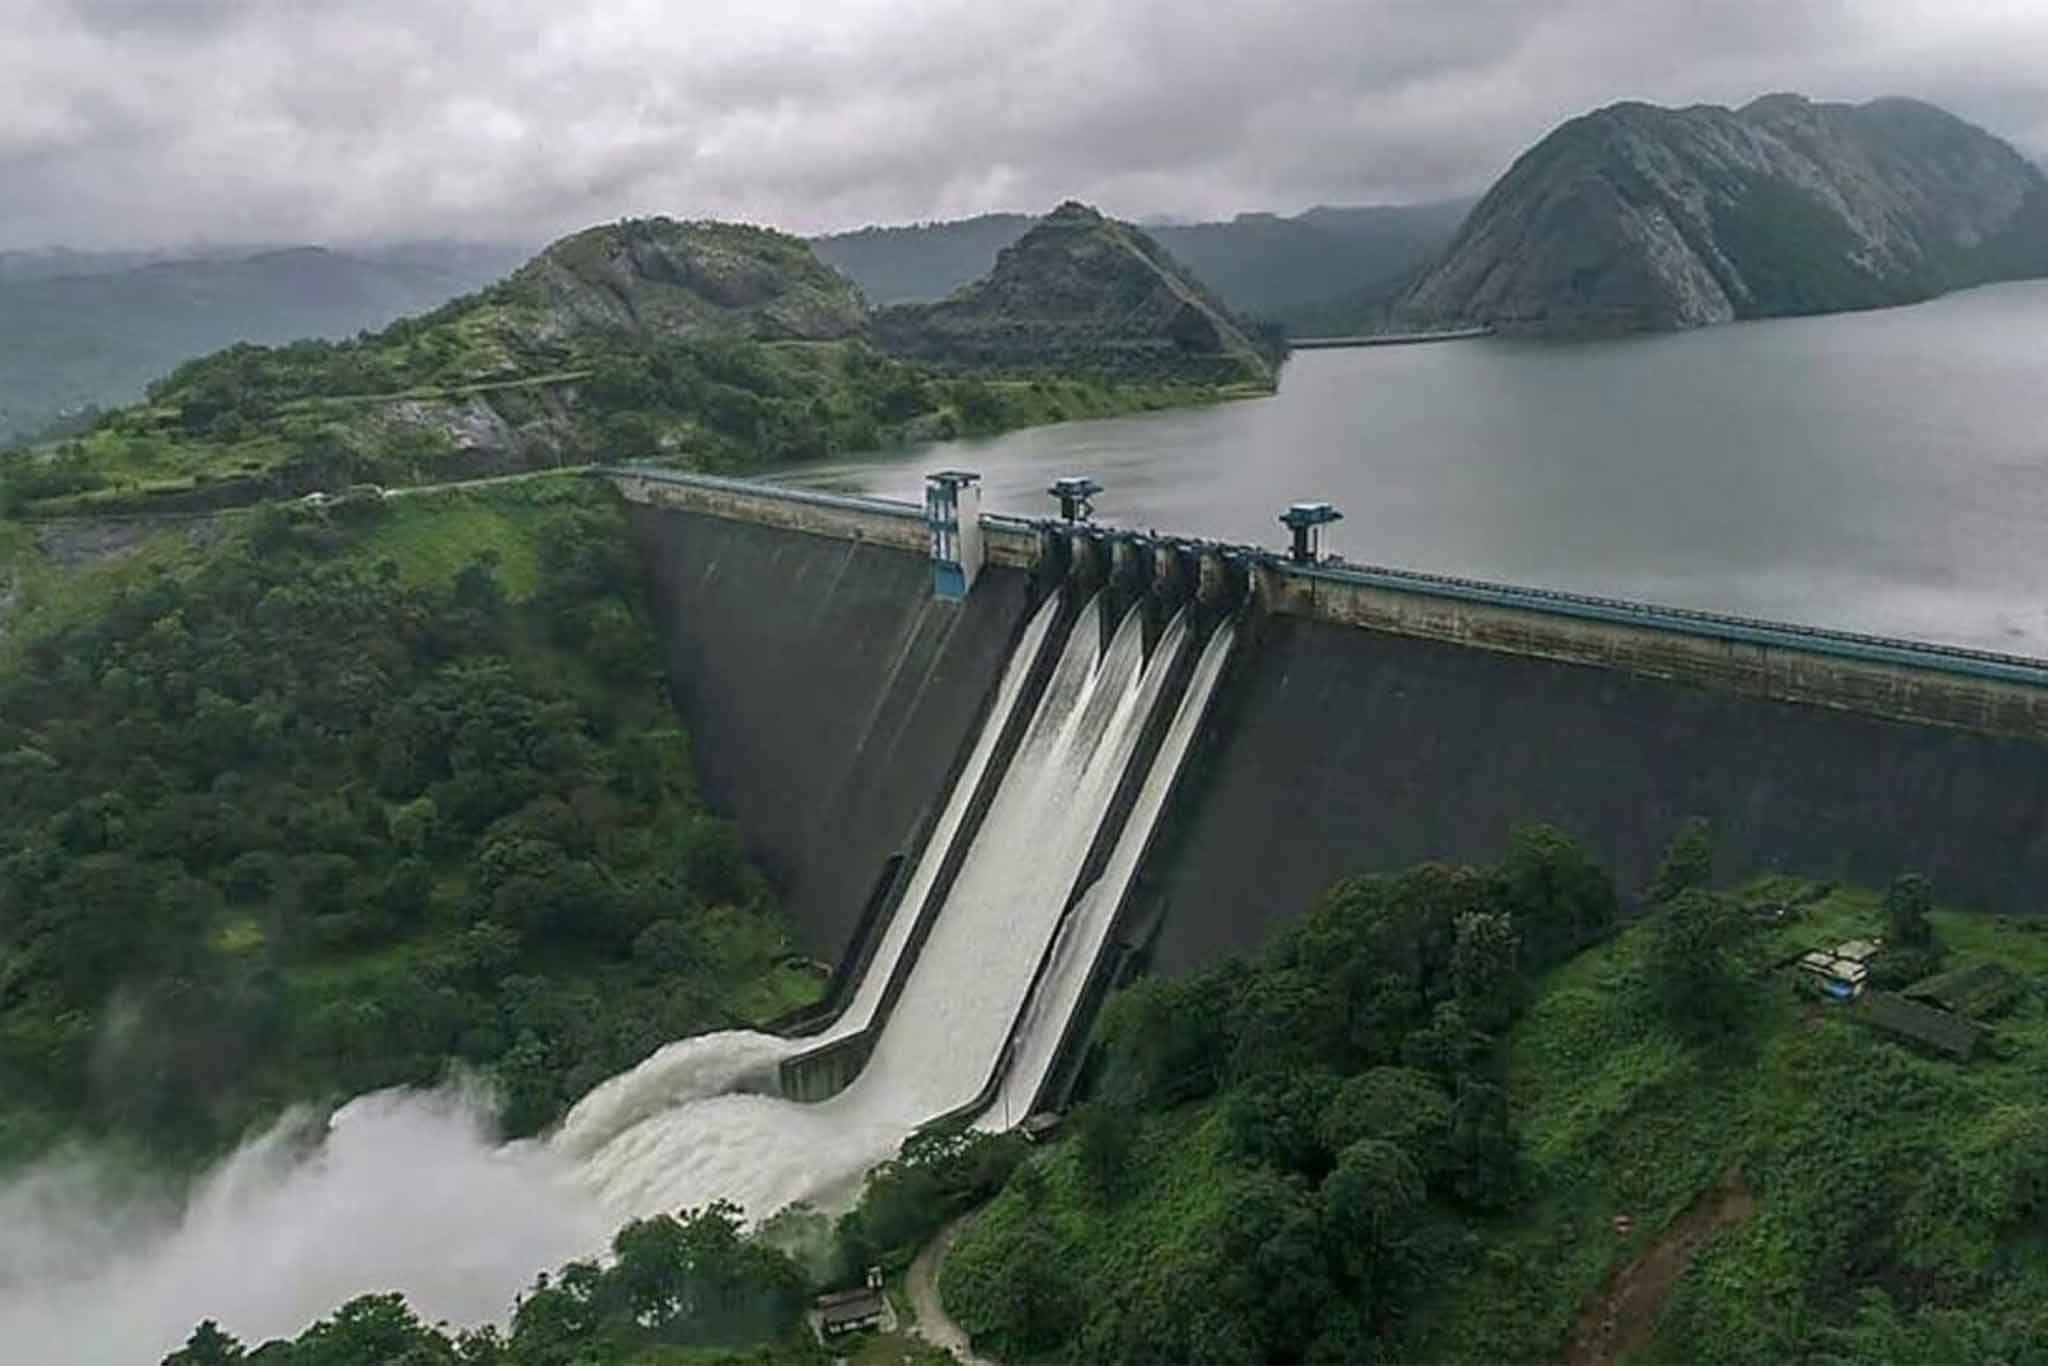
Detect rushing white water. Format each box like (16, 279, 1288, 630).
(822, 591, 1063, 1043)
(566, 593, 1188, 1218)
(0, 1085, 610, 1365)
(0, 592, 1208, 1364)
(985, 614, 1235, 1125)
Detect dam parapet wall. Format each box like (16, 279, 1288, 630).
(1263, 560, 2048, 742)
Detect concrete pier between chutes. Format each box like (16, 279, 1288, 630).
(608, 464, 2048, 1129)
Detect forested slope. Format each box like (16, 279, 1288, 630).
(0, 480, 813, 1166)
(943, 838, 2048, 1363)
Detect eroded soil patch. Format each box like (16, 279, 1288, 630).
(1562, 1167, 1756, 1366)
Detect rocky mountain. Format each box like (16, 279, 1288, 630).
(494, 218, 867, 347)
(871, 202, 1278, 387)
(812, 199, 1472, 329)
(0, 247, 513, 446)
(1400, 94, 2048, 334)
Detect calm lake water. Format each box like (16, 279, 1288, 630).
(783, 280, 2048, 654)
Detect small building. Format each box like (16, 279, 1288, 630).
(1859, 990, 1984, 1060)
(813, 1265, 892, 1341)
(1796, 938, 1884, 1001)
(1903, 962, 2023, 1021)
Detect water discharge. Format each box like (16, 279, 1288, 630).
(569, 592, 1185, 1214)
(987, 615, 1235, 1125)
(2, 590, 1219, 1364)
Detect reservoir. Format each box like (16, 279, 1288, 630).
(786, 280, 2048, 654)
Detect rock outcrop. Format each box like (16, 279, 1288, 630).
(871, 202, 1278, 387)
(499, 218, 869, 346)
(1400, 94, 2048, 334)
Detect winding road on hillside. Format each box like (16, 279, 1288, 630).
(905, 1213, 996, 1366)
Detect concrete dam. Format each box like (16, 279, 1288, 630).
(556, 463, 2048, 1217)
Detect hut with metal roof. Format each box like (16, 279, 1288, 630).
(1903, 962, 2023, 1021)
(1859, 990, 1984, 1060)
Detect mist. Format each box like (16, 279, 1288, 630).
(0, 1086, 607, 1363)
(0, 1027, 851, 1364)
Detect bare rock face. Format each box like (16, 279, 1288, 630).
(871, 202, 1278, 387)
(1399, 95, 2048, 334)
(503, 218, 868, 345)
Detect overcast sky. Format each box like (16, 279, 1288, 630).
(5, 0, 2046, 251)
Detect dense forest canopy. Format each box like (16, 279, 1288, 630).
(0, 482, 806, 1166)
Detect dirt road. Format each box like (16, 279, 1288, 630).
(905, 1213, 997, 1366)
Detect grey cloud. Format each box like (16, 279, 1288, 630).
(3, 0, 2046, 250)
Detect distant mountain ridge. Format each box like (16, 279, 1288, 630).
(1400, 94, 2048, 334)
(0, 244, 524, 445)
(812, 198, 1473, 329)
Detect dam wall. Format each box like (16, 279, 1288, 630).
(623, 488, 1037, 961)
(1141, 612, 2048, 975)
(612, 465, 2048, 999)
(1265, 561, 2048, 742)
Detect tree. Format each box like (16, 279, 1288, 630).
(1646, 889, 1748, 1042)
(1220, 1068, 1339, 1178)
(1321, 1138, 1424, 1248)
(286, 1293, 459, 1366)
(1493, 825, 1617, 971)
(1646, 816, 1714, 906)
(1885, 872, 1935, 948)
(1400, 999, 1489, 1081)
(1444, 1077, 1521, 1211)
(1074, 1101, 1140, 1201)
(992, 1224, 1080, 1355)
(1319, 1139, 1426, 1319)
(163, 1321, 245, 1366)
(1450, 909, 1522, 1030)
(1227, 967, 1346, 1081)
(1319, 1067, 1453, 1180)
(389, 795, 439, 856)
(1099, 966, 1238, 1106)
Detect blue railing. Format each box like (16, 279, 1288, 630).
(1290, 558, 2048, 689)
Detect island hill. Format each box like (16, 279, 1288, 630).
(1400, 93, 2048, 335)
(0, 204, 1276, 517)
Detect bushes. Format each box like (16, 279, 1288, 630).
(832, 1127, 1027, 1276)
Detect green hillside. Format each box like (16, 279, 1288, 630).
(941, 851, 2048, 1363)
(2, 215, 1250, 518)
(0, 479, 816, 1167)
